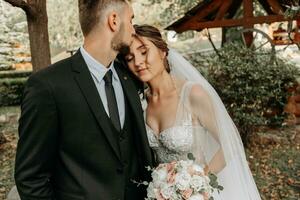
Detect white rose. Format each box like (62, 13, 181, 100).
(203, 176, 213, 195)
(175, 172, 191, 190)
(190, 175, 205, 192)
(188, 194, 204, 200)
(192, 164, 204, 174)
(176, 160, 192, 173)
(146, 182, 156, 198)
(152, 168, 168, 187)
(152, 168, 168, 181)
(170, 192, 181, 200)
(160, 185, 174, 199)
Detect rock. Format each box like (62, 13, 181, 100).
(0, 63, 13, 70)
(251, 132, 284, 145)
(0, 114, 19, 124)
(7, 113, 20, 123)
(14, 57, 31, 63)
(7, 186, 20, 200)
(0, 115, 7, 123)
(0, 47, 13, 55)
(13, 22, 27, 32)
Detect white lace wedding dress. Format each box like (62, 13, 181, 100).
(144, 81, 261, 200)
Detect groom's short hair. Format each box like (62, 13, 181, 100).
(78, 0, 128, 36)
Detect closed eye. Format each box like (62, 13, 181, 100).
(125, 55, 133, 62)
(141, 50, 147, 55)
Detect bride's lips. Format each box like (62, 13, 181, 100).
(136, 68, 148, 75)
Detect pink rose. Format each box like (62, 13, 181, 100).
(167, 170, 176, 184)
(181, 188, 193, 199)
(155, 190, 166, 200)
(203, 192, 210, 200)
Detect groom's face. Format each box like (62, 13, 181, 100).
(111, 4, 135, 53)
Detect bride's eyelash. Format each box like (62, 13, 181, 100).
(141, 47, 148, 55)
(126, 56, 133, 62)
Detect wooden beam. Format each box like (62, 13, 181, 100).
(266, 0, 283, 15)
(192, 0, 223, 21)
(243, 0, 254, 28)
(243, 0, 254, 45)
(178, 0, 227, 27)
(215, 0, 233, 19)
(173, 15, 300, 33)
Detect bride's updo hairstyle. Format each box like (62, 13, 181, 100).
(133, 24, 171, 73)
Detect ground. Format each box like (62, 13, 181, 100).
(0, 106, 299, 200)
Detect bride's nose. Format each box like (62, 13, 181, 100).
(134, 56, 144, 68)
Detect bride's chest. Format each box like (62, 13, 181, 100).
(146, 97, 179, 133)
(146, 118, 194, 153)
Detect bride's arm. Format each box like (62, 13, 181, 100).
(189, 84, 226, 174)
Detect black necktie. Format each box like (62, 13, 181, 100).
(103, 70, 121, 132)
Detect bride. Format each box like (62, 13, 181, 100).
(122, 24, 261, 199)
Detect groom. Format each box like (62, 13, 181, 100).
(15, 0, 153, 200)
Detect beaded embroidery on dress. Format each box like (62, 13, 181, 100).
(145, 82, 209, 166)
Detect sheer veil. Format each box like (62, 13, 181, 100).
(168, 48, 261, 200)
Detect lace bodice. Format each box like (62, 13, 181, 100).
(144, 82, 210, 165)
(146, 116, 194, 163)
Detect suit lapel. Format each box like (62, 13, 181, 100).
(71, 51, 121, 161)
(114, 62, 153, 167)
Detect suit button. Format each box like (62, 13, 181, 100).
(119, 135, 125, 141)
(116, 167, 124, 174)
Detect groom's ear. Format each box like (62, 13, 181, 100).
(108, 11, 119, 32)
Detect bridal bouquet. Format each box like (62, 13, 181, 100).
(140, 156, 223, 200)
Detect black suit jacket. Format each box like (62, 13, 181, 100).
(15, 51, 154, 200)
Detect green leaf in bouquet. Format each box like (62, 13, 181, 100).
(145, 166, 152, 171)
(217, 185, 224, 191)
(187, 152, 195, 161)
(211, 181, 219, 188)
(131, 179, 149, 187)
(209, 173, 218, 182)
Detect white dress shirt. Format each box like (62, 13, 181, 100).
(80, 46, 125, 128)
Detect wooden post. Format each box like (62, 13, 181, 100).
(243, 0, 254, 47)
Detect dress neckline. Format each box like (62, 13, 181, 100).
(145, 81, 189, 137)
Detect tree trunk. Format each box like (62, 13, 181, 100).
(26, 0, 51, 71)
(4, 0, 51, 72)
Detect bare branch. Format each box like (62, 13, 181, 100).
(3, 0, 36, 16)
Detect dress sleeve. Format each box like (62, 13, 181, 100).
(188, 83, 226, 174)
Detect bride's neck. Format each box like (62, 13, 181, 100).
(147, 71, 175, 97)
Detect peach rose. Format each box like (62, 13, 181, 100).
(181, 188, 193, 200)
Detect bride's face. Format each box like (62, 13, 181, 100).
(125, 36, 166, 82)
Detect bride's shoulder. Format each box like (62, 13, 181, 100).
(188, 82, 208, 97)
(187, 82, 211, 106)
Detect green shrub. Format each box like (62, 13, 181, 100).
(188, 42, 300, 143)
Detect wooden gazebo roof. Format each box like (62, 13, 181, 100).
(166, 0, 299, 33)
